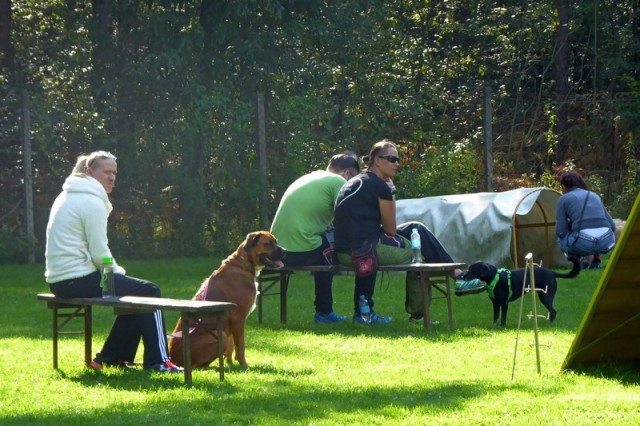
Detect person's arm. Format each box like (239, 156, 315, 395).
(83, 198, 126, 274)
(555, 196, 569, 238)
(379, 198, 397, 235)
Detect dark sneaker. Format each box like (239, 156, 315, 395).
(90, 353, 134, 370)
(589, 260, 602, 269)
(455, 278, 486, 296)
(408, 312, 423, 323)
(145, 360, 184, 373)
(408, 313, 440, 325)
(314, 312, 347, 323)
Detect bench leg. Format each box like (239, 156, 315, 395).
(52, 307, 59, 369)
(280, 272, 290, 324)
(257, 272, 289, 324)
(181, 313, 193, 386)
(445, 277, 454, 331)
(217, 314, 225, 381)
(84, 306, 92, 366)
(419, 273, 433, 330)
(50, 304, 92, 369)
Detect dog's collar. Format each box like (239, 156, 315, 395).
(487, 268, 511, 300)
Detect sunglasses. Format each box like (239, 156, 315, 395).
(379, 155, 400, 164)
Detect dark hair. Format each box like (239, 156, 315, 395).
(559, 171, 588, 190)
(363, 139, 396, 167)
(327, 153, 360, 173)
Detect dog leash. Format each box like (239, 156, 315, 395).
(487, 268, 512, 300)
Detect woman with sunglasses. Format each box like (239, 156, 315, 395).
(334, 140, 482, 324)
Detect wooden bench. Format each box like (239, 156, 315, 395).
(257, 263, 465, 330)
(36, 293, 236, 385)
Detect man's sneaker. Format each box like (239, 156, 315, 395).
(145, 360, 184, 373)
(314, 312, 347, 323)
(352, 312, 392, 324)
(455, 278, 486, 296)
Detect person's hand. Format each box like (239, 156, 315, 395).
(380, 232, 405, 248)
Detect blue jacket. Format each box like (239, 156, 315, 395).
(555, 187, 615, 238)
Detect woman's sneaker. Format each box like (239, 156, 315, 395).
(408, 312, 423, 323)
(145, 360, 184, 373)
(352, 312, 392, 324)
(89, 353, 134, 370)
(454, 279, 486, 296)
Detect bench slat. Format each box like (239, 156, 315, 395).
(37, 294, 236, 313)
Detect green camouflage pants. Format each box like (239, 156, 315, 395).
(339, 235, 428, 315)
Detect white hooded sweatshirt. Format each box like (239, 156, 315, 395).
(45, 174, 124, 283)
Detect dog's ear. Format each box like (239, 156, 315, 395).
(479, 262, 498, 278)
(243, 232, 262, 253)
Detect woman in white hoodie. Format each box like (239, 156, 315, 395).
(45, 151, 182, 373)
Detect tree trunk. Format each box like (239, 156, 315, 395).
(90, 0, 113, 112)
(552, 0, 570, 165)
(0, 0, 14, 71)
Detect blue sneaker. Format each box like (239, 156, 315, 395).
(352, 312, 392, 324)
(454, 278, 486, 296)
(314, 312, 347, 323)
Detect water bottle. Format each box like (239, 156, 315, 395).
(411, 228, 423, 263)
(358, 294, 372, 324)
(101, 256, 116, 298)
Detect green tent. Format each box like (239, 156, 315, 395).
(562, 191, 640, 369)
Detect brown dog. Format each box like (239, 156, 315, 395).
(169, 231, 285, 368)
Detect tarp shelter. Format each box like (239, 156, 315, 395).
(563, 191, 640, 369)
(396, 187, 568, 268)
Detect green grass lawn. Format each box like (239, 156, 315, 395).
(1, 257, 639, 425)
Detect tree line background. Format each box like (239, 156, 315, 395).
(1, 0, 638, 264)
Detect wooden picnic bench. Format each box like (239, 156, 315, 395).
(36, 293, 236, 385)
(257, 263, 465, 330)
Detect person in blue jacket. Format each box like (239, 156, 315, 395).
(556, 171, 616, 267)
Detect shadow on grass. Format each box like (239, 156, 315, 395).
(4, 372, 572, 425)
(60, 365, 239, 392)
(566, 361, 640, 385)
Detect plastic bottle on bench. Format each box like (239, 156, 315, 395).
(358, 294, 372, 324)
(101, 256, 116, 298)
(411, 228, 423, 263)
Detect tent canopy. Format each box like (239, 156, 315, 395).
(396, 187, 567, 268)
(563, 192, 640, 369)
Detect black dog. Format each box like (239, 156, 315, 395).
(461, 256, 580, 326)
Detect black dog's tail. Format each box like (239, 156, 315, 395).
(553, 255, 581, 279)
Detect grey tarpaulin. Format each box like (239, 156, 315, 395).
(396, 187, 568, 268)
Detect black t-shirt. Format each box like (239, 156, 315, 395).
(333, 171, 394, 252)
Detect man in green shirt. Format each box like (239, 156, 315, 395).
(271, 153, 359, 323)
